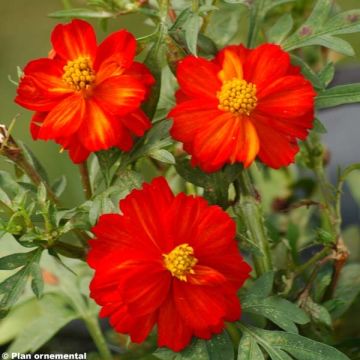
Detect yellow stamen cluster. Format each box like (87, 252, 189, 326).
(163, 243, 198, 281)
(217, 78, 257, 115)
(62, 56, 95, 91)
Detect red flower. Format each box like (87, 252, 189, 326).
(15, 19, 154, 163)
(168, 44, 316, 172)
(88, 177, 251, 351)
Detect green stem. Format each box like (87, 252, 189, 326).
(78, 162, 92, 200)
(294, 246, 332, 276)
(84, 316, 112, 360)
(237, 170, 272, 276)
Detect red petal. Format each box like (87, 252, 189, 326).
(93, 75, 146, 115)
(255, 120, 300, 168)
(124, 62, 155, 97)
(256, 75, 316, 118)
(37, 93, 85, 139)
(188, 265, 227, 286)
(176, 56, 221, 99)
(119, 177, 175, 252)
(78, 99, 118, 151)
(15, 59, 71, 112)
(51, 19, 97, 61)
(158, 295, 193, 351)
(94, 30, 136, 82)
(120, 109, 151, 137)
(67, 137, 90, 163)
(169, 99, 220, 145)
(30, 112, 46, 139)
(244, 44, 291, 89)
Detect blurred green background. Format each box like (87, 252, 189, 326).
(0, 0, 359, 208)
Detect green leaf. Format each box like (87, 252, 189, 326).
(318, 62, 335, 87)
(325, 263, 360, 319)
(51, 176, 67, 197)
(154, 331, 233, 359)
(30, 262, 44, 299)
(7, 294, 78, 353)
(313, 118, 327, 134)
(49, 8, 114, 19)
(37, 182, 47, 204)
(246, 271, 274, 298)
(242, 296, 309, 333)
(299, 296, 332, 328)
(0, 252, 36, 270)
(283, 1, 360, 55)
(0, 248, 43, 318)
(238, 333, 265, 360)
(149, 149, 175, 164)
(239, 324, 350, 360)
(184, 14, 203, 55)
(291, 55, 324, 90)
(267, 14, 293, 44)
(316, 84, 360, 109)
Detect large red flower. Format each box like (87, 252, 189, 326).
(15, 19, 154, 163)
(168, 44, 316, 172)
(88, 177, 251, 351)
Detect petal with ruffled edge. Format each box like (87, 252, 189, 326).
(94, 30, 136, 83)
(176, 56, 221, 99)
(37, 93, 85, 140)
(15, 59, 72, 112)
(51, 19, 97, 61)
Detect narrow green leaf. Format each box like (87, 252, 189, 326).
(149, 149, 175, 164)
(205, 331, 234, 360)
(267, 14, 293, 44)
(313, 118, 327, 134)
(51, 176, 67, 197)
(318, 62, 335, 87)
(0, 252, 35, 270)
(37, 182, 47, 204)
(30, 263, 44, 299)
(184, 14, 203, 55)
(291, 55, 323, 90)
(316, 84, 360, 109)
(49, 8, 114, 19)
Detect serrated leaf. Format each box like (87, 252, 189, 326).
(149, 149, 175, 164)
(239, 324, 350, 360)
(49, 8, 114, 19)
(0, 248, 43, 317)
(238, 333, 265, 360)
(154, 331, 233, 359)
(184, 14, 203, 55)
(242, 296, 309, 333)
(316, 84, 360, 109)
(7, 294, 78, 353)
(0, 252, 36, 270)
(267, 14, 293, 44)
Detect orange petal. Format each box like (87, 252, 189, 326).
(93, 75, 146, 115)
(38, 93, 85, 140)
(216, 47, 245, 82)
(51, 19, 97, 61)
(79, 99, 118, 151)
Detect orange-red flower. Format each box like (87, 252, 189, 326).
(15, 19, 154, 163)
(88, 177, 251, 351)
(168, 44, 316, 172)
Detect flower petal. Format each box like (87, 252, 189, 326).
(15, 59, 71, 112)
(94, 30, 136, 81)
(93, 75, 147, 115)
(244, 44, 291, 89)
(120, 109, 151, 137)
(176, 56, 221, 99)
(51, 19, 97, 61)
(37, 93, 85, 139)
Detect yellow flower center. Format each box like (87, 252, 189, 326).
(163, 243, 198, 281)
(217, 78, 257, 115)
(62, 56, 96, 91)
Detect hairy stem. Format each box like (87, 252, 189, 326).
(78, 162, 92, 200)
(84, 316, 112, 360)
(236, 169, 272, 276)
